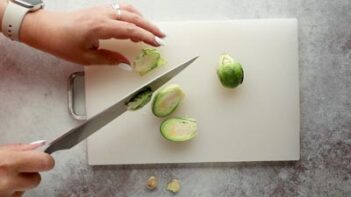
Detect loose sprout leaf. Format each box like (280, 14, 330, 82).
(160, 117, 197, 142)
(217, 53, 244, 88)
(126, 87, 153, 111)
(133, 48, 166, 76)
(152, 84, 185, 117)
(166, 179, 180, 193)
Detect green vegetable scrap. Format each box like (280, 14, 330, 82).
(166, 179, 180, 193)
(126, 87, 152, 111)
(146, 176, 158, 190)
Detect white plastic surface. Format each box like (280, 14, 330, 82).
(85, 19, 300, 165)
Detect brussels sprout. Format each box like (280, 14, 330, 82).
(166, 179, 180, 193)
(217, 54, 244, 88)
(160, 117, 197, 142)
(152, 84, 185, 117)
(126, 87, 152, 111)
(133, 48, 166, 76)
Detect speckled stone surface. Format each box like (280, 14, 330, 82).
(0, 0, 350, 196)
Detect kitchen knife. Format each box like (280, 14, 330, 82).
(44, 56, 199, 154)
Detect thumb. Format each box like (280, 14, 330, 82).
(87, 49, 131, 66)
(1, 140, 47, 151)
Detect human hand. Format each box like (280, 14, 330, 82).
(0, 142, 55, 197)
(20, 3, 165, 65)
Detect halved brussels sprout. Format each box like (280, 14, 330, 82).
(217, 54, 244, 88)
(126, 87, 152, 111)
(160, 117, 197, 142)
(133, 48, 166, 76)
(152, 84, 185, 117)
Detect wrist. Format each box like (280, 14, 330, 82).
(20, 9, 46, 45)
(2, 0, 50, 44)
(20, 9, 58, 50)
(21, 10, 71, 60)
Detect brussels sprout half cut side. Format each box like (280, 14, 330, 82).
(152, 84, 185, 117)
(160, 117, 197, 142)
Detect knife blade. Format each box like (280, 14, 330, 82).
(44, 56, 199, 154)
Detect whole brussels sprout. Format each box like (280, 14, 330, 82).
(217, 54, 244, 88)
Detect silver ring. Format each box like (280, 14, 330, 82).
(111, 3, 122, 20)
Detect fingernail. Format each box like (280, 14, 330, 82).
(118, 63, 133, 71)
(159, 28, 166, 36)
(155, 36, 165, 46)
(30, 140, 47, 146)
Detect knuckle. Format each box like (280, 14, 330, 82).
(0, 163, 10, 174)
(86, 17, 109, 36)
(125, 23, 137, 34)
(32, 174, 41, 187)
(131, 14, 140, 23)
(40, 155, 55, 170)
(0, 178, 10, 190)
(0, 159, 14, 175)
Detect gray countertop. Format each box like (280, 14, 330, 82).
(0, 0, 350, 196)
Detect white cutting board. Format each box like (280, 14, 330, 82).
(85, 19, 299, 165)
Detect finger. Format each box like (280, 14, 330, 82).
(12, 173, 41, 191)
(99, 20, 161, 47)
(85, 49, 130, 65)
(0, 144, 32, 151)
(117, 10, 165, 38)
(119, 3, 143, 16)
(12, 191, 24, 197)
(1, 141, 46, 151)
(14, 151, 54, 172)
